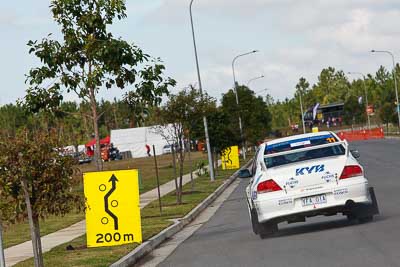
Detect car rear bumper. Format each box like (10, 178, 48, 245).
(255, 181, 372, 223)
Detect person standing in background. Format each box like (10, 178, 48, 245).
(145, 144, 151, 157)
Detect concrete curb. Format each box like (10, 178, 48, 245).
(110, 160, 253, 267)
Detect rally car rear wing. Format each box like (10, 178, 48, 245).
(264, 140, 348, 159)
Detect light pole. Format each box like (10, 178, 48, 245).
(232, 50, 259, 160)
(371, 50, 400, 130)
(189, 0, 215, 181)
(246, 75, 265, 88)
(347, 72, 371, 129)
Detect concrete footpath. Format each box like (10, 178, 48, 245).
(4, 170, 200, 267)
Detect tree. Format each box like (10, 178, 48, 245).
(154, 88, 215, 204)
(0, 104, 26, 137)
(343, 95, 366, 125)
(221, 86, 272, 145)
(295, 77, 310, 129)
(206, 108, 240, 153)
(24, 0, 175, 170)
(379, 102, 396, 131)
(0, 130, 82, 267)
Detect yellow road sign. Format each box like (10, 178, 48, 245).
(83, 170, 142, 248)
(221, 146, 240, 170)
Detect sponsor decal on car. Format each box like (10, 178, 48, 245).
(321, 171, 336, 182)
(301, 186, 324, 192)
(285, 177, 299, 189)
(334, 188, 349, 195)
(278, 198, 293, 206)
(296, 164, 325, 176)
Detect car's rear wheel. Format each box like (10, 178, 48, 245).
(346, 214, 357, 221)
(358, 215, 373, 223)
(259, 222, 278, 239)
(250, 209, 259, 235)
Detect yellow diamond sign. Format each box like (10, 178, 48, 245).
(221, 146, 240, 170)
(83, 170, 142, 247)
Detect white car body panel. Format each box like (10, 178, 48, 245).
(246, 131, 371, 224)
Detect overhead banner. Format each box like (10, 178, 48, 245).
(83, 170, 142, 248)
(221, 146, 240, 170)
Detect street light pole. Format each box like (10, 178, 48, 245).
(246, 75, 265, 88)
(348, 72, 371, 129)
(371, 50, 400, 130)
(189, 0, 215, 181)
(232, 50, 259, 160)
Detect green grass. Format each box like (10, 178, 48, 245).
(3, 211, 84, 249)
(15, 166, 241, 267)
(2, 152, 207, 249)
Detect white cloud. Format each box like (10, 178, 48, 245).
(2, 0, 400, 104)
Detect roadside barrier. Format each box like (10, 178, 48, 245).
(337, 127, 384, 141)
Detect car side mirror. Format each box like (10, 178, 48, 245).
(351, 149, 360, 159)
(238, 169, 252, 179)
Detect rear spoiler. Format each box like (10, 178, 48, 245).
(264, 141, 348, 158)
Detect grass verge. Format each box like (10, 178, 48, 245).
(15, 166, 241, 267)
(3, 152, 207, 249)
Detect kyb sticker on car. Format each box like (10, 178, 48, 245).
(296, 164, 325, 176)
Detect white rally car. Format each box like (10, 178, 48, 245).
(240, 131, 379, 239)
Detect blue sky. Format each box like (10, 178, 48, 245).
(1, 0, 400, 105)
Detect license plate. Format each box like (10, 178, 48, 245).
(301, 194, 327, 207)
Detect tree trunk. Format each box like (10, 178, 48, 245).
(178, 144, 184, 204)
(33, 215, 43, 267)
(87, 60, 102, 171)
(21, 179, 43, 267)
(171, 146, 179, 204)
(82, 112, 91, 139)
(0, 217, 6, 267)
(89, 86, 102, 171)
(187, 134, 194, 192)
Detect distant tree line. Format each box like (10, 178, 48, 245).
(268, 65, 400, 131)
(2, 64, 399, 149)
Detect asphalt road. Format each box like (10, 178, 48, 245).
(159, 139, 400, 267)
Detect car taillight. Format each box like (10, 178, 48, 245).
(257, 179, 282, 194)
(340, 165, 363, 179)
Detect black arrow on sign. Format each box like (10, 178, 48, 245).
(104, 174, 119, 230)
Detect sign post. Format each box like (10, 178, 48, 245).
(83, 170, 142, 248)
(152, 145, 162, 215)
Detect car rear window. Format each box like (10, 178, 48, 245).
(264, 145, 345, 168)
(265, 134, 338, 155)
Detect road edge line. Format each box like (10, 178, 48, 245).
(110, 160, 252, 267)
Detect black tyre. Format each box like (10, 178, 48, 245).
(259, 222, 278, 239)
(250, 209, 259, 235)
(346, 213, 357, 221)
(358, 215, 373, 223)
